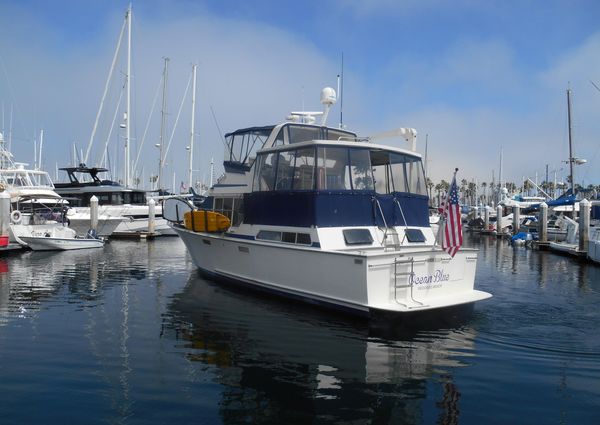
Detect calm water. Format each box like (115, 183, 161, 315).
(0, 235, 599, 424)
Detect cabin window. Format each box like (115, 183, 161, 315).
(288, 125, 321, 144)
(370, 151, 425, 195)
(256, 230, 312, 245)
(390, 153, 409, 193)
(213, 196, 243, 226)
(371, 150, 393, 194)
(343, 229, 374, 245)
(296, 233, 312, 245)
(256, 230, 282, 241)
(97, 194, 110, 204)
(317, 147, 351, 190)
(275, 150, 295, 191)
(326, 129, 352, 141)
(282, 232, 296, 243)
(251, 155, 263, 192)
(405, 229, 426, 242)
(258, 152, 278, 191)
(111, 193, 124, 205)
(349, 149, 374, 190)
(225, 126, 274, 165)
(273, 128, 285, 146)
(292, 148, 316, 190)
(406, 157, 427, 195)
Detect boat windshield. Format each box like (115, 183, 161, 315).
(252, 146, 426, 195)
(282, 125, 356, 144)
(225, 126, 274, 165)
(28, 171, 54, 188)
(0, 170, 54, 188)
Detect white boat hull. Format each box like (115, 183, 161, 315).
(19, 236, 104, 251)
(173, 226, 490, 314)
(115, 217, 177, 235)
(67, 216, 124, 238)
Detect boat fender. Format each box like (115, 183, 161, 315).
(10, 210, 22, 224)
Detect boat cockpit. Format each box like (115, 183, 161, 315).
(223, 123, 357, 173)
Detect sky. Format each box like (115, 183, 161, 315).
(1, 0, 600, 191)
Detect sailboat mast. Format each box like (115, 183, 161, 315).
(188, 64, 197, 191)
(158, 57, 169, 191)
(567, 88, 574, 193)
(124, 4, 132, 188)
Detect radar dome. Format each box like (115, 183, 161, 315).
(320, 87, 337, 105)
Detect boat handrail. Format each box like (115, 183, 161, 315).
(372, 196, 389, 243)
(393, 197, 410, 244)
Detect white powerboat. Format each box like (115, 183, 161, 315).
(165, 89, 491, 316)
(18, 226, 104, 251)
(0, 133, 117, 245)
(55, 166, 174, 236)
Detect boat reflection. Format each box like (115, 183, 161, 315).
(165, 273, 480, 423)
(0, 242, 158, 324)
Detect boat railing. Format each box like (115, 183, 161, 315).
(336, 136, 369, 143)
(393, 257, 426, 309)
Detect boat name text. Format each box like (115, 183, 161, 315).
(409, 269, 450, 285)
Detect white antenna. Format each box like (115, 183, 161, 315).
(339, 52, 344, 129)
(8, 104, 13, 152)
(320, 87, 337, 126)
(38, 129, 44, 170)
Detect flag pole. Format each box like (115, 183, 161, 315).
(434, 168, 459, 248)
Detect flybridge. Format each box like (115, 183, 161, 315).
(223, 123, 357, 173)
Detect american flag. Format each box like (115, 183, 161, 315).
(442, 171, 463, 257)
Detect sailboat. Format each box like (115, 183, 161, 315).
(53, 5, 176, 236)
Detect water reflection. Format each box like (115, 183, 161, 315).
(165, 274, 479, 424)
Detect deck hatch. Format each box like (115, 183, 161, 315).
(343, 229, 373, 245)
(405, 229, 426, 243)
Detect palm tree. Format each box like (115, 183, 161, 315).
(481, 182, 488, 205)
(468, 181, 477, 205)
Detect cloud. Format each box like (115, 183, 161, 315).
(1, 0, 599, 191)
(0, 2, 344, 187)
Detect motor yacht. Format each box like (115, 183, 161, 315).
(165, 89, 491, 315)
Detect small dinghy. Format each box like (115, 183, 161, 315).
(19, 227, 104, 251)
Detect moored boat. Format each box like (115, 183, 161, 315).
(166, 89, 491, 315)
(17, 226, 104, 251)
(55, 165, 174, 236)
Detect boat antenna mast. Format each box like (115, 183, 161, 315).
(157, 57, 169, 191)
(567, 87, 574, 194)
(188, 63, 197, 191)
(320, 87, 337, 126)
(84, 8, 127, 167)
(339, 52, 344, 129)
(124, 3, 132, 188)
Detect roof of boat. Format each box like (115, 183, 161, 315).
(224, 126, 276, 138)
(257, 138, 422, 158)
(58, 166, 109, 173)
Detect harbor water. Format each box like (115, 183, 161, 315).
(0, 235, 599, 424)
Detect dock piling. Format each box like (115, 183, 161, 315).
(148, 198, 156, 235)
(484, 206, 490, 230)
(496, 205, 503, 236)
(0, 190, 10, 236)
(539, 202, 548, 243)
(579, 199, 590, 252)
(90, 195, 98, 232)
